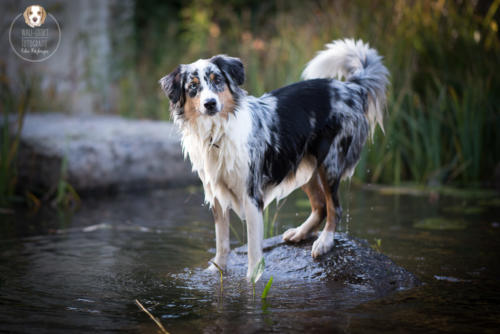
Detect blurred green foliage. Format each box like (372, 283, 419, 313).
(124, 0, 500, 186)
(0, 66, 29, 206)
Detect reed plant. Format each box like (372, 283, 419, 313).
(0, 70, 30, 206)
(0, 71, 80, 208)
(127, 0, 499, 186)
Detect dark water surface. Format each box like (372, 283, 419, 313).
(1, 185, 499, 333)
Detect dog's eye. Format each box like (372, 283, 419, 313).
(29, 11, 32, 14)
(213, 76, 221, 84)
(38, 11, 41, 15)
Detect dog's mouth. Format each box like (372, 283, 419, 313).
(205, 109, 219, 116)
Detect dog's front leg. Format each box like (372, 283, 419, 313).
(207, 199, 230, 273)
(244, 197, 264, 281)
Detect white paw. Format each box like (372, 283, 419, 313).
(283, 227, 308, 243)
(311, 231, 335, 258)
(205, 260, 226, 274)
(204, 264, 219, 274)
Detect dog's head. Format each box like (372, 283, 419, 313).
(24, 5, 47, 28)
(159, 55, 245, 122)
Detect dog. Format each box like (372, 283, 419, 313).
(159, 39, 389, 280)
(24, 5, 47, 28)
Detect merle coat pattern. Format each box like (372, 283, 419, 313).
(159, 39, 389, 279)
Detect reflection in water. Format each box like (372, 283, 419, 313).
(0, 186, 499, 333)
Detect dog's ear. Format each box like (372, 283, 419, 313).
(23, 6, 30, 25)
(41, 6, 47, 24)
(210, 55, 245, 91)
(159, 65, 185, 106)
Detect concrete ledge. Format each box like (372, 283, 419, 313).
(9, 113, 198, 192)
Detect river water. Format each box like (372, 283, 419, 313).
(1, 185, 499, 333)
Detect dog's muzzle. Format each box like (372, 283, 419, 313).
(204, 98, 218, 116)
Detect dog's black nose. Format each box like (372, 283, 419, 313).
(204, 99, 217, 111)
(33, 17, 38, 22)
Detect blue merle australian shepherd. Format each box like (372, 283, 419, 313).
(160, 39, 389, 279)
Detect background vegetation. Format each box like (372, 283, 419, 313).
(127, 0, 500, 186)
(2, 0, 499, 207)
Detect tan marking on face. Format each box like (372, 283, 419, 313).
(209, 73, 215, 81)
(217, 84, 235, 119)
(184, 93, 201, 123)
(183, 82, 234, 122)
(183, 76, 201, 122)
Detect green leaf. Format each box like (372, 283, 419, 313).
(261, 276, 273, 300)
(250, 257, 265, 284)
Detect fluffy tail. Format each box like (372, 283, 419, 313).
(302, 39, 389, 135)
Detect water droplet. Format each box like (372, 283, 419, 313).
(345, 180, 352, 234)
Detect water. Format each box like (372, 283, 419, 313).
(1, 186, 499, 333)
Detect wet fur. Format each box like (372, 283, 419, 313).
(159, 39, 389, 279)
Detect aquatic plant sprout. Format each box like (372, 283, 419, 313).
(250, 257, 265, 284)
(261, 276, 274, 300)
(209, 260, 224, 295)
(250, 257, 265, 298)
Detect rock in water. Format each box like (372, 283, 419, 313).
(228, 232, 421, 295)
(9, 113, 198, 192)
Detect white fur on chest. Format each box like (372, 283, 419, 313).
(179, 111, 252, 217)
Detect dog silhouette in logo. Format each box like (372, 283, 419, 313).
(24, 5, 47, 28)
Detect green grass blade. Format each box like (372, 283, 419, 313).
(261, 276, 273, 300)
(209, 261, 224, 295)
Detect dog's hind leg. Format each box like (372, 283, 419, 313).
(311, 167, 342, 258)
(206, 198, 230, 273)
(283, 171, 326, 242)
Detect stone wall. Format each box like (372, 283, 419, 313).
(1, 0, 134, 113)
(12, 113, 198, 192)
